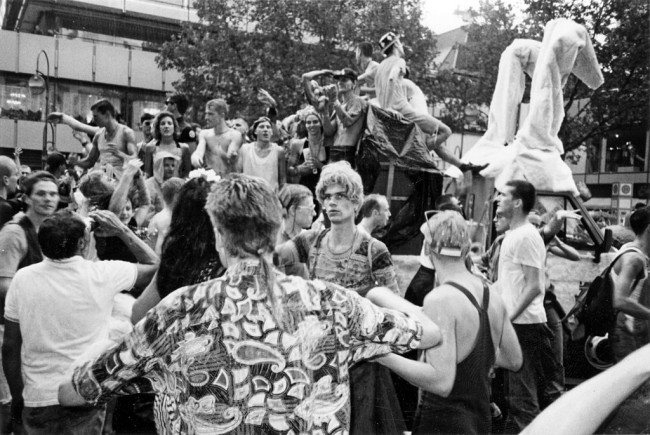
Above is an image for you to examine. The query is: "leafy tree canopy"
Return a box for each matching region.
[157,0,436,120]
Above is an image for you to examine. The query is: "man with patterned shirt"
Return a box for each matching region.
[58,173,440,435]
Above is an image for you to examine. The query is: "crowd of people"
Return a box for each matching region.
[0,32,650,435]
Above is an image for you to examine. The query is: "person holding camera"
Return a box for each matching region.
[2,209,157,434]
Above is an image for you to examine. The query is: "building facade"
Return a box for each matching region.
[0,0,197,167]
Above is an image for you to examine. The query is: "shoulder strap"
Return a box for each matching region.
[367,236,376,283]
[446,281,482,311]
[607,246,646,276]
[482,281,490,309]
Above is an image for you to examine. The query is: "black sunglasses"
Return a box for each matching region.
[165,100,174,105]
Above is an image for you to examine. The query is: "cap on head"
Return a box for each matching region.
[332,68,358,82]
[379,32,399,54]
[420,210,471,258]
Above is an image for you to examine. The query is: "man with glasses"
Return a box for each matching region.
[164,94,197,154]
[276,161,406,434]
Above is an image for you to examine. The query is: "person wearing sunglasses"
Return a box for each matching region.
[275,161,406,435]
[375,210,522,435]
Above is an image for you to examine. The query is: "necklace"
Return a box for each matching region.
[104,123,118,141]
[326,228,358,255]
[310,228,361,288]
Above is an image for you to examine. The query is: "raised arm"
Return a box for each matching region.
[301,69,333,106]
[89,209,158,288]
[50,112,100,137]
[108,159,142,215]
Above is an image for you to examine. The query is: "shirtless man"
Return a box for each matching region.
[191,99,243,176]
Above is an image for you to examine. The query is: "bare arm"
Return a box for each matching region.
[375,291,456,395]
[131,272,162,324]
[320,109,336,137]
[509,264,544,321]
[53,113,100,136]
[522,343,650,435]
[277,148,286,190]
[2,320,23,419]
[612,255,650,319]
[543,209,581,240]
[76,139,100,170]
[493,293,523,370]
[191,130,208,168]
[301,69,333,106]
[108,160,142,215]
[226,130,244,161]
[89,210,158,288]
[548,236,580,261]
[365,286,441,349]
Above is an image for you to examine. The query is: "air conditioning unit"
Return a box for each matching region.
[619,183,633,197]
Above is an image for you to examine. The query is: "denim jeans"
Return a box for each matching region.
[504,323,557,434]
[22,404,105,435]
[542,300,565,407]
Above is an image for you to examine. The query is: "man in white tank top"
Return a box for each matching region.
[76,99,137,179]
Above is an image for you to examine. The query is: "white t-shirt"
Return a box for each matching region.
[497,223,546,324]
[4,256,137,407]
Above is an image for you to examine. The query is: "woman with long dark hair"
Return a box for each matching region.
[132,176,224,320]
[143,111,192,179]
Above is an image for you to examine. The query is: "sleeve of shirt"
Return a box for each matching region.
[100,261,138,294]
[512,230,545,269]
[4,273,21,323]
[370,240,399,292]
[328,283,422,362]
[0,225,26,278]
[71,287,187,405]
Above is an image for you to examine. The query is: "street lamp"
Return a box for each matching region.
[27,50,56,169]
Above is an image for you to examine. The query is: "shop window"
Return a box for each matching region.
[605,129,646,173]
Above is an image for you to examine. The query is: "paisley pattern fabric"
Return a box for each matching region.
[71,260,422,434]
[293,228,399,297]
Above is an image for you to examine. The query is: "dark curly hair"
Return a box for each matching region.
[152,111,180,141]
[157,177,223,298]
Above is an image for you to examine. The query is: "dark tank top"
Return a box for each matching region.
[413,281,495,435]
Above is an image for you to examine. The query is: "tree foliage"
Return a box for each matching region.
[156,0,436,120]
[434,0,648,153]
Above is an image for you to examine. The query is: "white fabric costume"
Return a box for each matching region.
[494,19,604,194]
[452,19,604,194]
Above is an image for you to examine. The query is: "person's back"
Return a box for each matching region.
[5,257,136,405]
[375,55,408,111]
[415,275,500,434]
